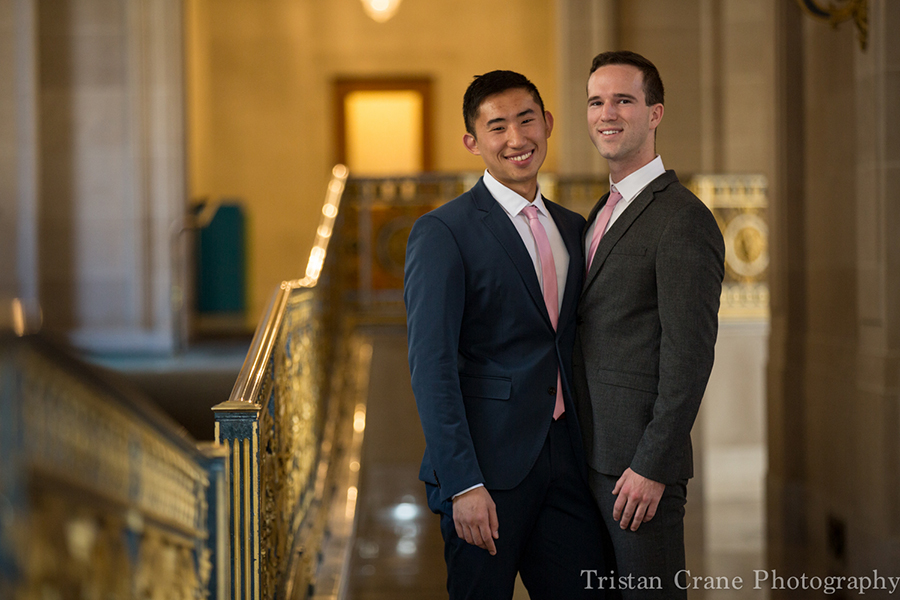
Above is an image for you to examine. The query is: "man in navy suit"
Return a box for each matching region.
[405,71,613,599]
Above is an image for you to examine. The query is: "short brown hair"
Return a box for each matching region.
[589,51,664,106]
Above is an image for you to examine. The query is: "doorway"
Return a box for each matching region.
[334,78,433,175]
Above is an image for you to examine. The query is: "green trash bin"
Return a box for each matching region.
[196,202,246,314]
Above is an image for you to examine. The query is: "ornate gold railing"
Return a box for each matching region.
[0,164,358,600]
[341,172,769,320]
[0,327,228,600]
[211,164,361,600]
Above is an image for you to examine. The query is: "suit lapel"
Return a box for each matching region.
[582,171,677,297]
[473,180,552,328]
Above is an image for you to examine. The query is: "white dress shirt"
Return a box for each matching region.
[584,156,666,259]
[483,170,569,314]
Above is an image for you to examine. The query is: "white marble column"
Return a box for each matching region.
[852,0,900,555]
[0,0,40,304]
[768,0,900,579]
[34,0,187,353]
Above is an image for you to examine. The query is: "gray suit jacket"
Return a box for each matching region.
[573,170,725,485]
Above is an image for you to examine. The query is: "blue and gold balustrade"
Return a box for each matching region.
[1,164,356,600]
[212,164,354,600]
[342,173,471,312]
[0,328,227,600]
[342,172,769,320]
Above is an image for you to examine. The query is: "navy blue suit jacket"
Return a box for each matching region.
[404,178,587,503]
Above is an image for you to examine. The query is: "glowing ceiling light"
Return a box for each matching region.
[361,0,402,23]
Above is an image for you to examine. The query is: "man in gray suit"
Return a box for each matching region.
[573,51,725,598]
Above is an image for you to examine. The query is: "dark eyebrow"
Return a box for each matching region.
[485,108,536,128]
[588,92,638,103]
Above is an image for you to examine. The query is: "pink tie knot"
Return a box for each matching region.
[607,185,623,209]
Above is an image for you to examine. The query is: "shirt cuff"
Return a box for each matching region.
[452,483,484,499]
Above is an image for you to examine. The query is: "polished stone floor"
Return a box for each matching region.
[343,328,768,600]
[343,329,447,600]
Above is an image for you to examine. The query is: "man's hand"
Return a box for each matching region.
[452,486,499,555]
[612,468,665,532]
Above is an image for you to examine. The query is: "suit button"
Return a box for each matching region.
[548,387,556,396]
[577,317,584,325]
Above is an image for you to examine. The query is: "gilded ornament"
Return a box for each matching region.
[797,0,868,50]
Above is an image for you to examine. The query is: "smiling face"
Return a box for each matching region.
[463,87,553,200]
[587,63,664,182]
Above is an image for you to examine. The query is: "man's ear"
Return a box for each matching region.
[649,103,664,131]
[463,132,481,156]
[544,111,554,137]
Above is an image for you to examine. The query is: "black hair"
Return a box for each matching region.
[463,70,545,136]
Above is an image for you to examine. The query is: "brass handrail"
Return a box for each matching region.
[291,164,349,288]
[222,284,291,406]
[223,164,348,407]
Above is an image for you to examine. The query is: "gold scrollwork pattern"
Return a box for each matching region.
[2,338,213,599]
[9,495,132,600]
[346,174,469,304]
[134,526,208,600]
[17,350,210,535]
[257,288,328,599]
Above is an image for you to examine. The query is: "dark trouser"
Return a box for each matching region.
[426,418,617,600]
[588,469,688,599]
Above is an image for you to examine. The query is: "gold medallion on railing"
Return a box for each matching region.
[690,174,769,319]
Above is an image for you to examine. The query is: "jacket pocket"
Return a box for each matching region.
[459,373,512,400]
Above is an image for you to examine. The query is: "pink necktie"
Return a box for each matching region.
[586,186,623,272]
[523,205,565,420]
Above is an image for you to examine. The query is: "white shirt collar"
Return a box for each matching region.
[610,155,665,202]
[482,170,548,218]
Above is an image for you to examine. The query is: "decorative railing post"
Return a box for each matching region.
[200,441,232,600]
[213,400,263,600]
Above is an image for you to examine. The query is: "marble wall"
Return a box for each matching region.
[185,0,558,321]
[554,0,776,180]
